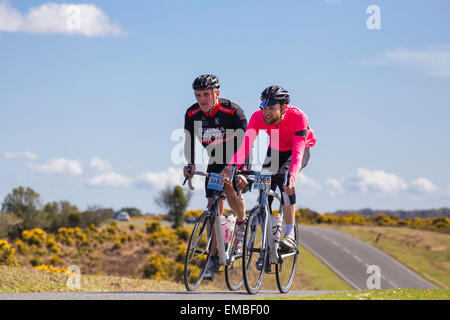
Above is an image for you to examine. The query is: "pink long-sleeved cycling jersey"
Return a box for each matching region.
[229,105,316,183]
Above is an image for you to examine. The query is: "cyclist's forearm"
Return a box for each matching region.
[288,136,307,183]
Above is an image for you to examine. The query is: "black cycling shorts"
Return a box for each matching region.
[262,147,310,207]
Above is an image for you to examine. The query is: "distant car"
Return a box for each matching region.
[117,212,130,221]
[186,217,196,224]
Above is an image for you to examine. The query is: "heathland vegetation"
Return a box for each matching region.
[1,186,449,293]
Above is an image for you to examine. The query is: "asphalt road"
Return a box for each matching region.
[298,226,438,290]
[0,290,337,300]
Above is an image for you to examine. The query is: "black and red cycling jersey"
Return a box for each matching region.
[184,98,250,168]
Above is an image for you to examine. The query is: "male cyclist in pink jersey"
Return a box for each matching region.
[223,85,316,253]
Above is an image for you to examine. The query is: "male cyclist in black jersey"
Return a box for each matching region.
[183,74,250,281]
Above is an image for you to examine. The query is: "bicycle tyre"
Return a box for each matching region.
[225,219,244,291]
[275,223,299,293]
[184,211,214,291]
[242,207,267,295]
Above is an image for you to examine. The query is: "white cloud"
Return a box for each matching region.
[409,177,438,194]
[346,168,408,194]
[326,178,343,191]
[90,157,112,172]
[4,151,38,160]
[354,46,450,78]
[0,1,123,37]
[26,158,82,175]
[86,171,132,188]
[325,178,343,197]
[328,169,440,197]
[136,167,203,190]
[295,172,322,195]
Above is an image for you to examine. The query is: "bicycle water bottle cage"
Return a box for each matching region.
[253,173,272,191]
[207,173,224,191]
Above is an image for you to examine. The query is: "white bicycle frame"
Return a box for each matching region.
[257,188,283,265]
[249,171,298,265]
[186,169,238,267]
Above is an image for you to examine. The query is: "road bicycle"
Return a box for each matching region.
[238,170,299,295]
[182,165,244,292]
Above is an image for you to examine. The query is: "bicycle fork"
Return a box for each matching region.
[264,205,280,266]
[213,210,227,266]
[249,205,279,269]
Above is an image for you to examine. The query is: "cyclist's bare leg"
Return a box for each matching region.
[223,183,246,222]
[282,203,296,225]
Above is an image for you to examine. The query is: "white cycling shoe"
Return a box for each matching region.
[279,234,297,253]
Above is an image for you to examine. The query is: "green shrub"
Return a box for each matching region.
[14,239,30,255]
[29,255,41,267]
[21,228,47,247]
[107,224,117,235]
[0,240,20,267]
[112,240,122,250]
[146,221,163,234]
[49,255,62,266]
[175,227,190,241]
[142,253,177,280]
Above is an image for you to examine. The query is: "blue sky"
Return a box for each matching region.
[1,0,449,214]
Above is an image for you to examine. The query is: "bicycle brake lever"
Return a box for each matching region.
[183,166,194,190]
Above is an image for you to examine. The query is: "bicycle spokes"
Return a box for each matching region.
[242,210,266,294]
[225,227,244,291]
[184,213,212,291]
[275,224,298,293]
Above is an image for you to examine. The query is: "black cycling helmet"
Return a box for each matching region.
[192,74,220,90]
[260,85,290,106]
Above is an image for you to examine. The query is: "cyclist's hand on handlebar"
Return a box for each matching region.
[183,164,196,179]
[220,166,233,185]
[235,174,248,190]
[283,175,296,196]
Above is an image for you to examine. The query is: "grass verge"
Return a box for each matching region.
[263,289,450,300]
[0,265,188,293]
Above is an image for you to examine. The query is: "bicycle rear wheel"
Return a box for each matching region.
[184,211,213,291]
[275,223,298,293]
[225,222,244,291]
[242,208,266,295]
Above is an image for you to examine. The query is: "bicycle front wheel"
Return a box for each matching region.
[225,221,244,291]
[242,208,266,295]
[184,211,213,291]
[275,223,299,293]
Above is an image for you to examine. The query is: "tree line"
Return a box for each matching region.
[0,185,192,240]
[0,187,116,239]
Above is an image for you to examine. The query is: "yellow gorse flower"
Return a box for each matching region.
[33,264,74,275]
